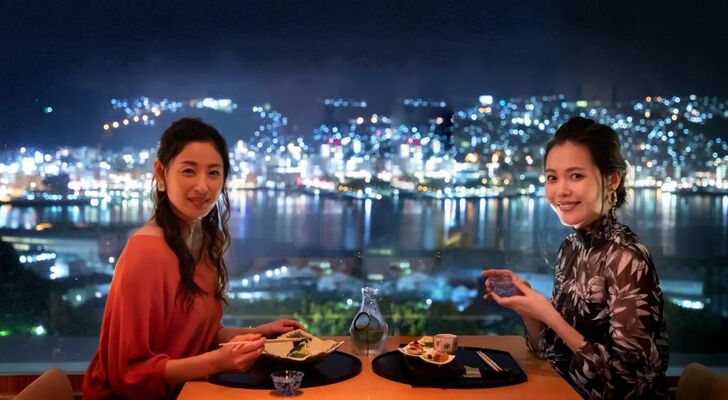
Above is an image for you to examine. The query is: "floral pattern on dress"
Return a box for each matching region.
[526,212,669,399]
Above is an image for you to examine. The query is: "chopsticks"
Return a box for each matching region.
[219,338,305,346]
[476,350,504,372]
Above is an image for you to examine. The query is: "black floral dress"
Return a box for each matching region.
[526,212,669,399]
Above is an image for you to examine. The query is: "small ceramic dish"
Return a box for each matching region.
[263,329,344,366]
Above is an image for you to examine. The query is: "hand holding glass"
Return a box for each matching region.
[483,270,520,298]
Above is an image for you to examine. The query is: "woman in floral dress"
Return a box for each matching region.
[483,117,669,399]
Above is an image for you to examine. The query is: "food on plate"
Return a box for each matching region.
[399,335,456,365]
[418,336,434,347]
[424,349,449,363]
[405,341,424,355]
[264,329,344,364]
[286,338,312,358]
[399,335,431,356]
[399,336,447,359]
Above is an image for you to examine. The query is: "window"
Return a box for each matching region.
[1,2,726,378]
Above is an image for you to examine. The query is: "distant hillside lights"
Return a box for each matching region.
[103,97,236,131]
[4,94,728,202]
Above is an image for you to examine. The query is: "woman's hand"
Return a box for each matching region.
[482,269,553,322]
[256,319,305,338]
[213,333,265,373]
[482,269,530,296]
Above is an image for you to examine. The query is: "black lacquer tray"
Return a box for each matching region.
[210,351,362,389]
[372,346,527,389]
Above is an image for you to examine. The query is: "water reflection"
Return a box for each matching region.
[1,190,726,262]
[363,198,372,246]
[2,190,727,329]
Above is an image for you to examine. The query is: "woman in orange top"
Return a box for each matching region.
[83,118,303,399]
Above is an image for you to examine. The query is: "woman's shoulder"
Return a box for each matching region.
[118,225,176,268]
[113,231,178,286]
[608,222,652,257]
[126,224,172,251]
[132,223,165,239]
[603,222,657,276]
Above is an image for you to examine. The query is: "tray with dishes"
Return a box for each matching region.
[373,337,527,388]
[210,330,361,390]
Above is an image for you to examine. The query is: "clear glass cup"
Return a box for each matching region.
[270,370,304,396]
[489,274,518,297]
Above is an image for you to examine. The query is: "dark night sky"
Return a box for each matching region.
[1,0,727,148]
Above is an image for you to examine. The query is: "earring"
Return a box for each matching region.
[158,183,166,192]
[609,190,617,206]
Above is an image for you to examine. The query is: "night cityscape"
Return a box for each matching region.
[2,92,727,248]
[3,93,727,208]
[1,0,727,380]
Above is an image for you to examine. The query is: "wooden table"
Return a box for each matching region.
[179,335,581,399]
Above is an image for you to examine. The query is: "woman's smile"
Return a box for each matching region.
[188,195,210,209]
[556,200,580,212]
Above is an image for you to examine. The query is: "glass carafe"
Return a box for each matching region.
[349,287,388,355]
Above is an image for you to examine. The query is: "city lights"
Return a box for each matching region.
[0,94,725,213]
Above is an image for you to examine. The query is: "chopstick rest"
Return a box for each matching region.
[463,365,482,378]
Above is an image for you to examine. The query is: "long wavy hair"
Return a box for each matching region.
[152,117,231,310]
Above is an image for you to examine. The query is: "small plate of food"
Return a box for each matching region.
[398,341,424,357]
[419,348,455,366]
[398,336,434,357]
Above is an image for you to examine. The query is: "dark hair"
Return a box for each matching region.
[152,117,231,310]
[544,116,628,209]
